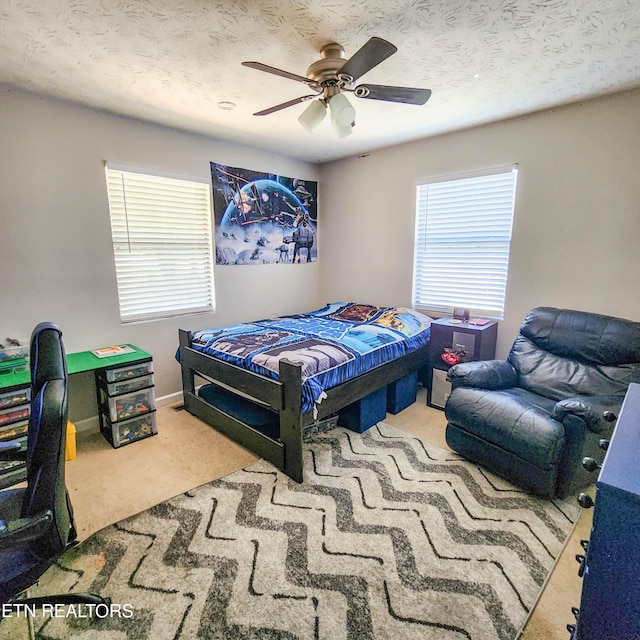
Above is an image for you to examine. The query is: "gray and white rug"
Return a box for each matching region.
[32,423,579,640]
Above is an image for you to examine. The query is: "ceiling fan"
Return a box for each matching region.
[242,37,431,137]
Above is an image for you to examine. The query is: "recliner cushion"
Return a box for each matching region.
[519,307,640,365]
[509,335,637,401]
[509,307,640,401]
[445,386,564,470]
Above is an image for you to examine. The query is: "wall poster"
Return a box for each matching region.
[211,162,318,265]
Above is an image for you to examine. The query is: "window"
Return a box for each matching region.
[412,165,518,319]
[105,163,215,323]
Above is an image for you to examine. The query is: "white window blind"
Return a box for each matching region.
[105,164,215,323]
[412,165,518,319]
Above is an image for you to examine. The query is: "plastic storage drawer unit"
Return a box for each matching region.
[96,355,156,448]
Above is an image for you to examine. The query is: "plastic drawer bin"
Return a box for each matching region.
[0,388,30,411]
[107,387,155,422]
[0,419,29,442]
[0,459,27,489]
[0,406,30,427]
[106,374,154,397]
[112,412,157,447]
[105,361,153,383]
[0,459,25,473]
[0,345,29,374]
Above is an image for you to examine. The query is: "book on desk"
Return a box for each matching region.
[91,345,136,358]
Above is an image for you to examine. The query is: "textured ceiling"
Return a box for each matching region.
[1,0,640,163]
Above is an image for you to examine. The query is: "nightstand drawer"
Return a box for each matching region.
[430,369,451,409]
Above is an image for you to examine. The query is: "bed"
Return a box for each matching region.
[178,302,432,481]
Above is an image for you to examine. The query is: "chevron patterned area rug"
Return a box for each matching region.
[30,423,579,640]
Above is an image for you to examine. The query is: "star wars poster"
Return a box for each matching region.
[211,162,318,265]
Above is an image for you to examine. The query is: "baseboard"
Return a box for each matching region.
[74,416,99,433]
[156,390,184,407]
[73,390,185,433]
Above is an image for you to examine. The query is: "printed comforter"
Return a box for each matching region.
[185,302,432,414]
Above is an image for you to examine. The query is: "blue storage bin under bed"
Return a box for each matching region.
[198,383,280,440]
[387,371,418,414]
[337,386,387,433]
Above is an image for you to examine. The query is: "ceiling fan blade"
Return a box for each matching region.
[354,84,432,105]
[242,61,316,86]
[253,95,317,116]
[338,37,397,82]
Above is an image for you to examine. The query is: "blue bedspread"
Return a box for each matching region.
[184,302,432,414]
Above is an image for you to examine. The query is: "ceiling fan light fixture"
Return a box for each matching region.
[298,99,327,132]
[329,92,356,128]
[243,37,431,132]
[331,116,354,138]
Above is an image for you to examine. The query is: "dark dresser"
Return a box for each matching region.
[571,382,640,640]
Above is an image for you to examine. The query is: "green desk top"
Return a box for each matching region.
[0,344,152,390]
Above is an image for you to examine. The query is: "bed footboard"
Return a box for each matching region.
[179,329,304,482]
[179,329,429,484]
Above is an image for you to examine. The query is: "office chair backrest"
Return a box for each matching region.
[30,322,67,397]
[508,307,640,401]
[21,323,73,559]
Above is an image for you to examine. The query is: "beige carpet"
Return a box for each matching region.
[64,403,258,539]
[0,388,592,639]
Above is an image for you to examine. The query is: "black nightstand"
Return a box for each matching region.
[426,317,498,409]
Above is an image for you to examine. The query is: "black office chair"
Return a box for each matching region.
[0,323,108,634]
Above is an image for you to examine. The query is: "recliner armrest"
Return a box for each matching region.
[446,359,518,390]
[0,509,53,548]
[553,395,623,434]
[0,439,27,462]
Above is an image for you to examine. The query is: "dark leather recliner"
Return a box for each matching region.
[444,308,640,498]
[0,323,108,632]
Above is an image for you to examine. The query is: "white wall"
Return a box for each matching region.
[0,87,320,419]
[3,85,639,423]
[318,89,640,358]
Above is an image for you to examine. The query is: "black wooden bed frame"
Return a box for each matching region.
[179,328,429,482]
